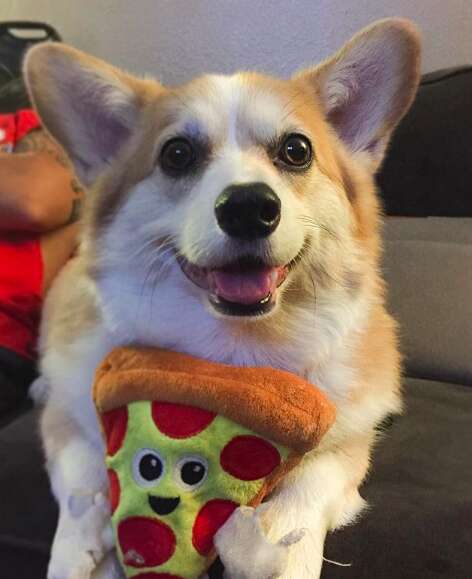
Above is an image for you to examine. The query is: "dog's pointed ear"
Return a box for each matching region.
[24,43,149,185]
[295,19,421,168]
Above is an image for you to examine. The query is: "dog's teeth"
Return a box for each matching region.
[260,294,271,304]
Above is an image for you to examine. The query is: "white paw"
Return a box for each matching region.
[48,492,113,579]
[29,375,49,405]
[214,506,306,579]
[91,551,125,579]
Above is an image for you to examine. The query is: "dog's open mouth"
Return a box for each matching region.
[178,255,292,317]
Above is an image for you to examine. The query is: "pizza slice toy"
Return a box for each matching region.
[93,346,336,579]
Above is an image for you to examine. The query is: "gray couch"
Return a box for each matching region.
[323,217,472,579]
[322,67,472,578]
[1,68,471,578]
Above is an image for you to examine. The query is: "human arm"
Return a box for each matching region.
[0,129,84,232]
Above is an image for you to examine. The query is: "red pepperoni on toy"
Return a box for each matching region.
[220,435,281,480]
[152,401,215,438]
[132,574,184,579]
[101,407,128,456]
[118,516,176,568]
[107,469,120,514]
[192,499,238,555]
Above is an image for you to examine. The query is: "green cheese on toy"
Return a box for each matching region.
[93,347,336,579]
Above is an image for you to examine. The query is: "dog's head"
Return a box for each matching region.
[24,20,420,359]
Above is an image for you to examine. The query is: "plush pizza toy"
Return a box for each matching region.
[93,347,336,579]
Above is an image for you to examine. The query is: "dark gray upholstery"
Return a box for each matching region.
[0,408,55,578]
[322,378,472,579]
[378,67,472,217]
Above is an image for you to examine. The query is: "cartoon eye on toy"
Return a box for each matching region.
[132,448,165,488]
[174,454,208,491]
[96,348,335,578]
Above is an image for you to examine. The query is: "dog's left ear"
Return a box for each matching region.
[295,19,421,169]
[23,43,155,186]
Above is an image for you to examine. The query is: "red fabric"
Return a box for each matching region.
[220,435,281,481]
[152,401,215,439]
[107,469,121,515]
[0,234,43,358]
[192,499,238,556]
[0,109,43,359]
[101,407,129,456]
[0,109,41,150]
[15,109,41,143]
[118,516,176,568]
[0,115,15,152]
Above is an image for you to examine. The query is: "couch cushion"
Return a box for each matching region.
[383,218,472,385]
[322,377,472,579]
[378,66,472,217]
[0,407,56,577]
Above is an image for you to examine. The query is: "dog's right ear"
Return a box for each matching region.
[24,43,148,186]
[295,19,421,170]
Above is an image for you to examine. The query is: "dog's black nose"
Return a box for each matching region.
[215,183,281,240]
[148,495,180,515]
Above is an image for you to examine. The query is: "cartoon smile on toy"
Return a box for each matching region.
[103,400,291,577]
[138,449,208,515]
[149,495,181,515]
[94,347,335,578]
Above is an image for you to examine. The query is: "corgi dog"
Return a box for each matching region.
[24,18,420,579]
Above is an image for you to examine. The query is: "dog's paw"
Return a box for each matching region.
[214,505,306,579]
[29,375,49,405]
[47,492,113,579]
[91,551,126,579]
[48,550,96,579]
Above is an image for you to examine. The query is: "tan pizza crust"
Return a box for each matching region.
[93,346,336,454]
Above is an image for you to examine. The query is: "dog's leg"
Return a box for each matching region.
[216,436,371,579]
[91,551,125,579]
[42,402,113,579]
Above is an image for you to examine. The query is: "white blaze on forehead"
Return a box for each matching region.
[207,74,243,146]
[207,74,289,147]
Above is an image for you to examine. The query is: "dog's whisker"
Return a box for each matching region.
[297,216,340,242]
[137,242,179,306]
[128,234,177,262]
[139,246,175,278]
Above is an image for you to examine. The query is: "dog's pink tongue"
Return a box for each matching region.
[209,267,279,304]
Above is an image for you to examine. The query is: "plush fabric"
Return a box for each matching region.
[94,346,335,578]
[103,400,294,577]
[94,347,336,453]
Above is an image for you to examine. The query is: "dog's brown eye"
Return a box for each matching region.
[278,134,312,168]
[160,138,196,174]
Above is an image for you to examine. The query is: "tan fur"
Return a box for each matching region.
[25,18,421,579]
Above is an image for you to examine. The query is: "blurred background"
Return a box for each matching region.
[1,0,471,84]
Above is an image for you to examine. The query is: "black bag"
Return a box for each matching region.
[0,21,61,83]
[0,21,61,113]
